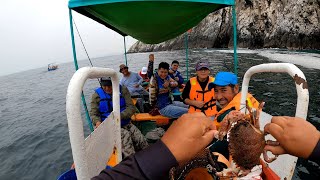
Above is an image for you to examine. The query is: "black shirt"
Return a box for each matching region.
[92,140,178,180]
[309,140,320,165]
[182,76,209,102]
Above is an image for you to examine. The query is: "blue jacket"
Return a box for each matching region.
[155,73,172,109]
[95,86,130,126]
[169,68,184,85]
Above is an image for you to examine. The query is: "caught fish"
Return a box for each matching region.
[149,75,157,107]
[217,102,279,178]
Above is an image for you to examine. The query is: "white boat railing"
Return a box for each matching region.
[240,63,309,118]
[239,63,309,179]
[66,67,122,180]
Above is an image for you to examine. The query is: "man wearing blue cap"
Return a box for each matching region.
[208,72,259,158]
[211,72,259,123]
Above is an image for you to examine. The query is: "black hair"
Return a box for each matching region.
[158,62,170,70]
[172,60,179,65]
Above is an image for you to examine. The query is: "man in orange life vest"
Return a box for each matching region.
[182,61,217,117]
[208,72,260,158]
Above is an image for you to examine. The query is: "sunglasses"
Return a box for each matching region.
[119,67,128,72]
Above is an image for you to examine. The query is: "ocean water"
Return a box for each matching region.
[0,49,319,179]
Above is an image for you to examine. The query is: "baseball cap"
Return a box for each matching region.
[195,61,210,71]
[212,72,238,86]
[100,77,112,86]
[119,64,128,72]
[141,67,147,75]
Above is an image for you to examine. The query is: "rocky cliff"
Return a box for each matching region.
[128,0,320,52]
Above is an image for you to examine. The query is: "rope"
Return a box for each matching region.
[72,18,101,85]
[72,18,94,67]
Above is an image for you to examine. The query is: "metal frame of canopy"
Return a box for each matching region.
[68,0,238,131]
[68,0,238,69]
[67,1,237,179]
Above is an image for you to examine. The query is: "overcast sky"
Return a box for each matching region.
[0,0,137,76]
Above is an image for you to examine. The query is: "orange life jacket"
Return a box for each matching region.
[188,76,217,116]
[213,92,259,129]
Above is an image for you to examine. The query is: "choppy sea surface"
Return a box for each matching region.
[0,49,319,179]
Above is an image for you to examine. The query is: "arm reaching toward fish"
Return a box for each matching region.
[92,113,218,180]
[264,116,320,159]
[162,112,218,164]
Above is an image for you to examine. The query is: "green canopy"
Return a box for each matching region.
[69,0,234,44]
[67,0,238,133]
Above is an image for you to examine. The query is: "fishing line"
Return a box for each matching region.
[72,18,94,67]
[72,18,102,85]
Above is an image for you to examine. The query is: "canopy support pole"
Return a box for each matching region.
[232,5,238,75]
[124,36,128,66]
[185,32,189,81]
[69,9,94,132]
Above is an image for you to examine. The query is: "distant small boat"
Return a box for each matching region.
[48,63,58,71]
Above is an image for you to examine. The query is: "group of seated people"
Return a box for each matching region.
[86,53,320,179]
[88,53,261,175]
[86,54,320,179]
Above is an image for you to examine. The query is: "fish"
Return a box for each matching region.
[149,75,157,107]
[217,102,279,178]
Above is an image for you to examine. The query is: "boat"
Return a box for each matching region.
[58,0,309,179]
[48,63,58,71]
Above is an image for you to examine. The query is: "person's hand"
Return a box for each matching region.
[134,84,140,88]
[169,81,178,87]
[95,121,102,129]
[161,113,217,164]
[175,77,179,81]
[264,116,320,159]
[169,69,174,74]
[149,54,154,62]
[193,101,205,108]
[163,81,170,88]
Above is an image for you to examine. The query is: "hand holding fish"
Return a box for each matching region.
[163,80,170,88]
[264,116,320,159]
[161,113,217,164]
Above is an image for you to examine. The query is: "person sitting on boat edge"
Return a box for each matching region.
[90,77,148,158]
[139,67,150,83]
[149,61,188,118]
[182,60,217,117]
[208,72,260,159]
[119,64,149,97]
[92,114,320,179]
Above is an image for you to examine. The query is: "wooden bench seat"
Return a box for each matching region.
[131,113,170,126]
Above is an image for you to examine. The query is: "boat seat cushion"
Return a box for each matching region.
[131,113,169,125]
